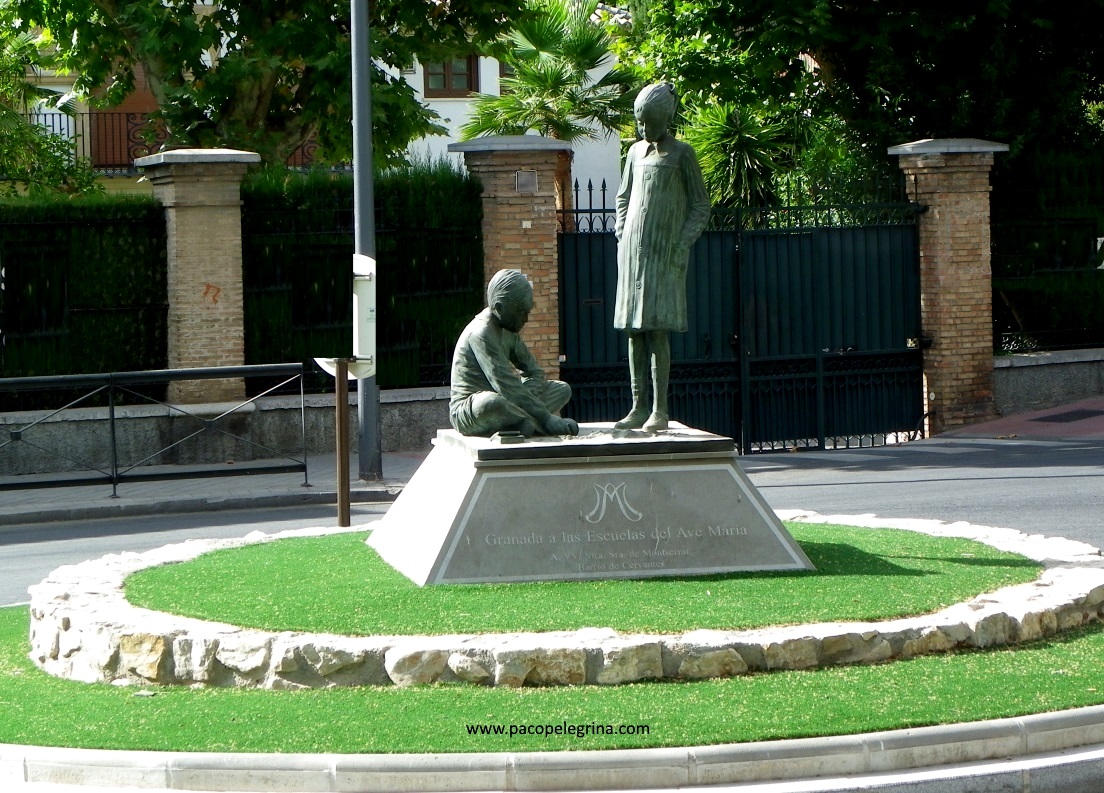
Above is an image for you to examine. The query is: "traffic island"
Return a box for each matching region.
[27,515,1104,690]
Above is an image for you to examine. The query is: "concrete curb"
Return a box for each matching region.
[28,517,1104,690]
[0,487,400,528]
[4,706,1104,791]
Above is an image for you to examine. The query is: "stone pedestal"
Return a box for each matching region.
[889,138,1008,434]
[367,424,813,585]
[448,136,571,379]
[135,148,261,404]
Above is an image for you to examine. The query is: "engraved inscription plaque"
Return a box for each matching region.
[367,424,814,585]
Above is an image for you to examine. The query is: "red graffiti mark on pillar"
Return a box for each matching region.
[203,283,221,304]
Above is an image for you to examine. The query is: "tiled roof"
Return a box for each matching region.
[594,2,632,28]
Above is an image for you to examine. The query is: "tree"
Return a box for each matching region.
[619,0,1104,156]
[461,0,637,141]
[0,21,99,195]
[460,0,639,205]
[612,2,852,207]
[680,101,786,208]
[11,0,528,166]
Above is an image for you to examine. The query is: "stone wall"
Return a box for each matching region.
[994,349,1104,416]
[0,388,449,477]
[27,515,1104,689]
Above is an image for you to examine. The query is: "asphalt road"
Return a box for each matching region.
[0,504,388,606]
[2,435,1101,606]
[741,436,1104,546]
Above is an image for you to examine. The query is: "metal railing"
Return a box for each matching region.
[558,177,919,234]
[0,364,309,495]
[22,111,328,173]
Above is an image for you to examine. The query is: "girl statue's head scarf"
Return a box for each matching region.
[634,82,677,119]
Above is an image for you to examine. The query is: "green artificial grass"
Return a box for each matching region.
[3,605,1104,753]
[125,524,1041,635]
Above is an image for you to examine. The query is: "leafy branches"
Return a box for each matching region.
[460,0,639,142]
[12,0,528,166]
[680,101,785,208]
[0,18,99,195]
[622,0,1104,156]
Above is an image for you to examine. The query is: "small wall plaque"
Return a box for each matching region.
[515,170,538,193]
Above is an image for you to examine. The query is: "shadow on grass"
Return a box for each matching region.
[663,541,1040,584]
[892,555,1041,569]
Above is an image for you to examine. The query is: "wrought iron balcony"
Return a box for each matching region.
[22,111,321,173]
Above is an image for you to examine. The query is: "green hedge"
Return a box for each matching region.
[0,195,167,393]
[0,160,485,403]
[240,162,484,389]
[994,271,1104,352]
[990,149,1104,351]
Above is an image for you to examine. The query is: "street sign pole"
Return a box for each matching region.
[351,0,383,481]
[315,0,380,525]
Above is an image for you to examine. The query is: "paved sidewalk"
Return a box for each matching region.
[0,451,427,526]
[941,394,1104,441]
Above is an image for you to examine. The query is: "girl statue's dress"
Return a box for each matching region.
[612,83,710,432]
[614,134,710,334]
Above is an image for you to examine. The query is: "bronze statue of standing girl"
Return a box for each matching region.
[614,83,710,431]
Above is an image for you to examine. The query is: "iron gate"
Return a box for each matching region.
[559,186,923,452]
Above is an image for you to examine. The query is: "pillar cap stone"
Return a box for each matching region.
[887,138,1009,156]
[135,148,262,168]
[448,135,572,153]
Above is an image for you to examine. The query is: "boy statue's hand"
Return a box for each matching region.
[544,416,580,436]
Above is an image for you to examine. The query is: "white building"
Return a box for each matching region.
[402,56,623,208]
[28,51,625,202]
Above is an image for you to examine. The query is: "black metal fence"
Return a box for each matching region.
[0,203,168,408]
[24,111,328,173]
[559,182,923,451]
[991,215,1104,352]
[738,223,923,451]
[989,151,1104,354]
[241,207,484,391]
[0,364,309,494]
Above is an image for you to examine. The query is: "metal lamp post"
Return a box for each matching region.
[316,0,381,526]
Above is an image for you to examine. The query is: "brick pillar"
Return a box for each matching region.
[889,138,1009,435]
[135,149,261,403]
[448,136,572,379]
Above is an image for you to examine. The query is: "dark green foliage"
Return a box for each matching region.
[460,0,639,143]
[0,23,102,197]
[240,162,484,388]
[0,194,167,407]
[991,149,1104,352]
[994,272,1104,352]
[622,0,1104,157]
[681,101,792,208]
[12,0,527,167]
[994,149,1104,230]
[617,0,1104,216]
[0,161,483,402]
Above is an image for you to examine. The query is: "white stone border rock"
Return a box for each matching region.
[27,514,1104,689]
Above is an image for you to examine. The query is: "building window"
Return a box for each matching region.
[423,56,479,97]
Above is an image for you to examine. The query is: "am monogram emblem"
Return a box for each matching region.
[584,482,644,524]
